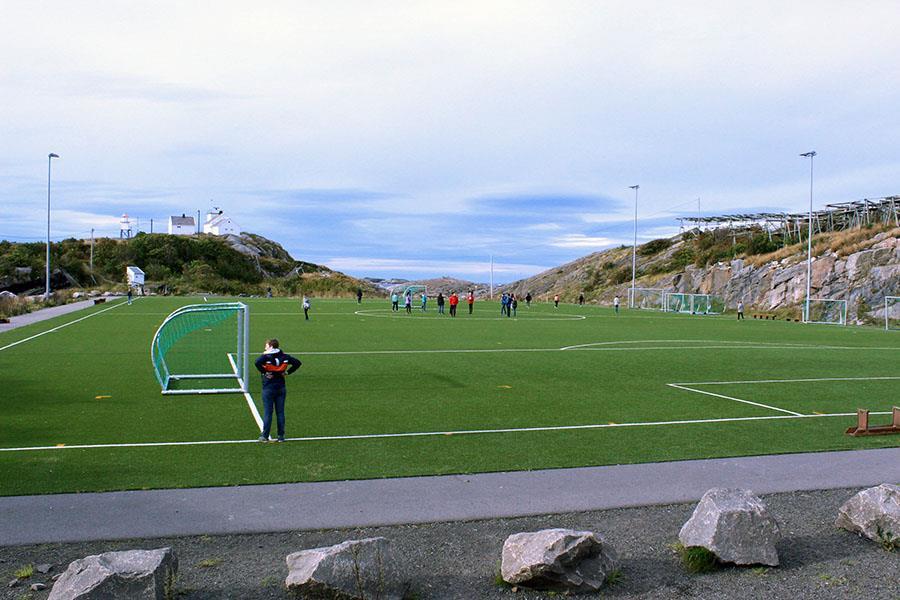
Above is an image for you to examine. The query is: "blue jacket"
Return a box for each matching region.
[255,349,301,390]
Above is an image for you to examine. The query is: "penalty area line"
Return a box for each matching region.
[0,412,889,453]
[666,383,803,416]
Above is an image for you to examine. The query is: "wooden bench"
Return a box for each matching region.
[846,407,900,436]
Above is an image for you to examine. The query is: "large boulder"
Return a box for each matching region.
[835,484,900,544]
[500,528,618,593]
[48,548,177,600]
[679,488,780,567]
[285,537,407,600]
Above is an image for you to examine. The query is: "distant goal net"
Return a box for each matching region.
[886,296,900,331]
[663,293,724,315]
[628,288,665,310]
[151,302,249,394]
[804,298,847,326]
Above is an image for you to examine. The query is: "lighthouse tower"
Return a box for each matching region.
[119,214,132,239]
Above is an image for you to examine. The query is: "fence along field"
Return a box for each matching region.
[0,296,897,496]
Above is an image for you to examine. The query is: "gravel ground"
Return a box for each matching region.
[2,487,897,599]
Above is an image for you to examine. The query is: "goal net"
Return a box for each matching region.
[886,296,900,331]
[664,293,724,315]
[629,288,665,310]
[151,302,249,394]
[804,298,847,325]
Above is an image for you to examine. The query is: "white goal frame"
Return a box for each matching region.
[151,302,249,394]
[804,298,847,326]
[886,296,900,331]
[628,288,666,311]
[663,292,723,315]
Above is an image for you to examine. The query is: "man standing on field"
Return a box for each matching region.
[448,291,459,317]
[614,296,620,314]
[467,290,475,314]
[255,338,301,442]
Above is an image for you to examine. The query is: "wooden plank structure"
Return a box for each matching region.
[845,407,900,436]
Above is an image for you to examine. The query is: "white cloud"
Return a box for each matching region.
[549,234,618,249]
[326,257,548,277]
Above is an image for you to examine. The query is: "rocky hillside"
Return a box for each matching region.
[504,224,899,323]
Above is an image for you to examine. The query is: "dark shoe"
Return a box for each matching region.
[277,437,285,443]
[258,436,268,443]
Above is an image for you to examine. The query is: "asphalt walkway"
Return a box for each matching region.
[0,299,99,333]
[2,447,897,545]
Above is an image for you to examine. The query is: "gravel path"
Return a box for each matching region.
[3,487,897,599]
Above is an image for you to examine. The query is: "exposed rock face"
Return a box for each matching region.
[500,528,619,593]
[285,537,406,600]
[835,484,900,544]
[48,548,177,600]
[679,489,781,567]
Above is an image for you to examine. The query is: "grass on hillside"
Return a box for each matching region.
[0,296,897,496]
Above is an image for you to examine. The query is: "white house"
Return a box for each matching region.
[126,266,145,288]
[168,214,196,235]
[203,210,240,236]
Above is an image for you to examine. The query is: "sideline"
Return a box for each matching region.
[1,447,897,544]
[0,410,890,453]
[0,299,129,352]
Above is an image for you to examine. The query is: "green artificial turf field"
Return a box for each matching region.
[1,296,898,496]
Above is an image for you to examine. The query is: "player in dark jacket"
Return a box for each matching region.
[254,338,302,442]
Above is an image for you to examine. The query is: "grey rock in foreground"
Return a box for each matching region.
[501,528,619,593]
[48,547,177,600]
[285,537,406,600]
[679,488,780,566]
[835,483,900,544]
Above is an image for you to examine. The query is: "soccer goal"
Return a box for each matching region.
[885,296,900,331]
[151,302,249,394]
[403,285,427,297]
[629,288,666,310]
[804,298,847,326]
[664,293,723,315]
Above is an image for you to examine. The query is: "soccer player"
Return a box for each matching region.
[448,291,459,317]
[356,288,363,304]
[437,292,445,314]
[405,291,412,314]
[525,293,532,307]
[500,292,508,316]
[391,291,399,312]
[613,296,620,314]
[511,293,518,317]
[421,291,427,312]
[578,293,584,306]
[255,338,301,443]
[302,296,311,320]
[127,288,133,305]
[554,294,560,308]
[467,290,475,314]
[737,301,744,320]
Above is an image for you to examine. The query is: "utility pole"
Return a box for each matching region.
[490,255,494,299]
[46,153,60,298]
[150,218,154,234]
[800,151,817,322]
[629,185,640,308]
[90,228,94,275]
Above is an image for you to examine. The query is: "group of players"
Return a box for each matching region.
[387,289,544,317]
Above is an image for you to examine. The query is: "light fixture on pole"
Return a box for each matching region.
[800,151,816,322]
[628,185,640,308]
[46,153,60,299]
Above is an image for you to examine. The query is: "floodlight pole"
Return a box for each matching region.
[46,153,59,298]
[489,254,494,299]
[629,185,639,308]
[800,151,816,322]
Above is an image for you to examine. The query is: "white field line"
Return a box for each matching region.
[667,383,803,416]
[561,339,755,350]
[1,411,890,453]
[672,376,900,386]
[228,353,263,431]
[0,299,129,353]
[354,309,587,321]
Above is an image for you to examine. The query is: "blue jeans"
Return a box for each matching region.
[261,385,286,438]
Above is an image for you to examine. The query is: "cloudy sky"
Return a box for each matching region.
[2,2,899,283]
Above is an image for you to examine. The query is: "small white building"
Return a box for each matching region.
[126,266,145,288]
[168,214,196,235]
[203,210,240,236]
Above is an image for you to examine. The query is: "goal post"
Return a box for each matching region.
[151,302,249,394]
[628,288,665,310]
[663,293,723,315]
[886,296,900,331]
[804,298,847,326]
